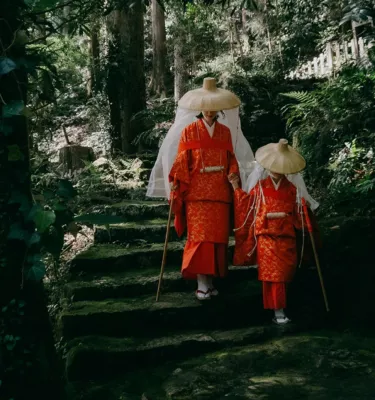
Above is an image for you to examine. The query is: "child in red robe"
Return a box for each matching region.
[228,139,319,324]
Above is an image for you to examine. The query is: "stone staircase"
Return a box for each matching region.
[59,154,337,400]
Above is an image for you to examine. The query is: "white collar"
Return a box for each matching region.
[202,119,215,137]
[270,176,282,190]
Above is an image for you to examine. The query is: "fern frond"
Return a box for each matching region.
[280,91,316,105]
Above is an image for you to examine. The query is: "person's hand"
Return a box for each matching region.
[170,182,179,191]
[228,173,240,189]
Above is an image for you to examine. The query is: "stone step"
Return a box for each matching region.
[92,200,169,221]
[65,324,294,381]
[59,280,263,340]
[94,219,180,244]
[68,325,371,400]
[97,185,165,202]
[69,241,235,275]
[65,266,258,302]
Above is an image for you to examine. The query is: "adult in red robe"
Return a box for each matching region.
[170,111,239,300]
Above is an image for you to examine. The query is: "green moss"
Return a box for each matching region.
[67,268,180,289]
[74,242,184,261]
[63,291,203,316]
[68,330,375,400]
[96,219,169,230]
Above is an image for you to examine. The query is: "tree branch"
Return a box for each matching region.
[25,0,78,16]
[26,15,80,44]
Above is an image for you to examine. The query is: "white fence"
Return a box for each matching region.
[288,37,372,79]
[289,19,374,79]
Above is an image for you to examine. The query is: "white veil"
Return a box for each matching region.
[244,162,319,211]
[146,106,255,199]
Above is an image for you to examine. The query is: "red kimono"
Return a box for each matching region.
[169,119,239,279]
[233,176,318,309]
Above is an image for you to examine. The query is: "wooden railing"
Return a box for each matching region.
[288,20,374,79]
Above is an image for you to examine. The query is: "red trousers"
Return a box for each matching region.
[262,282,287,309]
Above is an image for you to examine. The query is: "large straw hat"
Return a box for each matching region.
[255,139,306,174]
[178,77,241,111]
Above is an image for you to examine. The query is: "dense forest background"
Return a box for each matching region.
[1,0,375,398]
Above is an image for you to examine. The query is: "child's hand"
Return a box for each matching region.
[228,173,240,189]
[170,182,179,191]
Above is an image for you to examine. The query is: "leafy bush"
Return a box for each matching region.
[282,65,375,216]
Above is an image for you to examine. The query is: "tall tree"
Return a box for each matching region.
[0,0,30,306]
[174,37,189,102]
[88,19,101,96]
[150,0,168,97]
[106,0,146,154]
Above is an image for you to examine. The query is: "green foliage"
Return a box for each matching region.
[0,57,17,75]
[282,66,375,216]
[132,98,175,148]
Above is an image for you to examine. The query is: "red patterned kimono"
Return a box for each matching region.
[169,119,239,279]
[233,176,318,309]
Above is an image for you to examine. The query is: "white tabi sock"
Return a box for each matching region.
[197,274,209,293]
[275,309,286,319]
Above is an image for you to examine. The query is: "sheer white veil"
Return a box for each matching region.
[146,106,255,199]
[244,162,319,211]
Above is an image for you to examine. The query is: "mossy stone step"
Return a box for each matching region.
[65,266,258,302]
[99,185,164,202]
[59,280,263,339]
[69,241,235,274]
[94,219,180,244]
[69,329,375,400]
[65,324,296,381]
[92,200,169,221]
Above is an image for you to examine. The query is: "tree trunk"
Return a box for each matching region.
[174,40,188,102]
[150,0,167,97]
[88,20,101,97]
[241,9,250,54]
[106,1,146,154]
[62,5,70,35]
[59,145,95,174]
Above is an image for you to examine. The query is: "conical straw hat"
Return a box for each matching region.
[255,139,306,174]
[178,77,241,111]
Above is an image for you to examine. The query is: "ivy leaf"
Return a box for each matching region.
[7,145,25,161]
[27,261,46,281]
[57,179,77,199]
[28,205,56,233]
[2,100,25,118]
[0,57,16,75]
[28,232,41,246]
[41,226,64,258]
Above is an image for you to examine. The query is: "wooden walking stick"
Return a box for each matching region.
[156,192,174,302]
[303,201,330,312]
[308,229,330,312]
